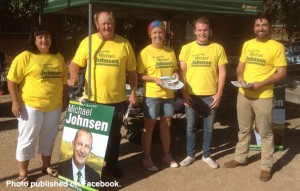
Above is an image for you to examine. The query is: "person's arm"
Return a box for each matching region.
[173,70,179,79]
[211,64,226,108]
[7,80,22,117]
[236,61,246,82]
[138,73,162,85]
[62,84,68,111]
[127,70,138,106]
[179,61,192,107]
[67,61,80,87]
[252,66,287,90]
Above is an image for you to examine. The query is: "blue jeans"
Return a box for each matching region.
[143,97,174,119]
[185,95,216,158]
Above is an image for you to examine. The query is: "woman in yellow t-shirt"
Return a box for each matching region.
[137,21,179,171]
[7,26,68,185]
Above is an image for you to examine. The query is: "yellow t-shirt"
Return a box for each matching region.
[73,34,137,104]
[137,45,178,99]
[179,41,228,95]
[239,39,287,98]
[7,51,67,111]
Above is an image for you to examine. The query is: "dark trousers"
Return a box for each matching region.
[103,101,127,167]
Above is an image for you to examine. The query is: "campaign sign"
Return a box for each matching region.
[58,100,114,191]
[250,87,285,151]
[285,41,300,64]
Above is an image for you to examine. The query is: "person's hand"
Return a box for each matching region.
[11,101,21,118]
[183,93,193,107]
[173,72,179,79]
[237,78,246,86]
[248,81,263,91]
[67,78,78,88]
[210,94,221,109]
[128,91,138,107]
[154,78,163,86]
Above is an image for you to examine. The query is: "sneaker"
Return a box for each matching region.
[224,159,242,168]
[143,156,158,171]
[202,157,219,169]
[162,154,179,168]
[259,170,271,182]
[179,156,195,167]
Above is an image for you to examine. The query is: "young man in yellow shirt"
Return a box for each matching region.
[179,17,227,169]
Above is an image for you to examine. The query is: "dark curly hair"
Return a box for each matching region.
[28,26,58,54]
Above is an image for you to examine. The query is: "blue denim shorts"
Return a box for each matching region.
[143,97,174,119]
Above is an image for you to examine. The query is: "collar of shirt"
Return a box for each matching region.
[71,158,86,185]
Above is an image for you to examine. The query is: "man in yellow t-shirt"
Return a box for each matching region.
[224,14,287,182]
[68,11,137,179]
[179,17,227,169]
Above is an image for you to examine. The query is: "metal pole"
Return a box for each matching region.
[88,3,92,101]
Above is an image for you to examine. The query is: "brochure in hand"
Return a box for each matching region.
[160,76,184,90]
[231,81,254,88]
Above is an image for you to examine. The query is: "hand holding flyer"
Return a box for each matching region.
[231,81,254,88]
[159,76,184,90]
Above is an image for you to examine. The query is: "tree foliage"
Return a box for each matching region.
[264,0,300,38]
[0,0,46,20]
[1,0,299,39]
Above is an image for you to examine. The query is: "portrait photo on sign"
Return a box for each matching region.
[58,127,108,190]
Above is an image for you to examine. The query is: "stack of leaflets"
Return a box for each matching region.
[160,76,184,90]
[231,81,254,88]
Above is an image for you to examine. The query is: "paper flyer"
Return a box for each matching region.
[160,76,184,90]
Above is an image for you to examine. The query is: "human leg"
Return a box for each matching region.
[105,102,126,178]
[234,93,254,163]
[160,117,179,168]
[201,96,216,158]
[18,160,30,187]
[141,118,158,171]
[16,105,43,177]
[141,98,160,171]
[160,117,172,156]
[185,103,198,158]
[39,107,61,177]
[159,98,175,156]
[179,100,197,167]
[200,96,218,168]
[253,98,274,172]
[18,160,29,178]
[142,118,157,158]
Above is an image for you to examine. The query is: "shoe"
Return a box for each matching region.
[143,156,158,171]
[18,175,30,187]
[179,156,195,167]
[42,167,58,177]
[202,157,219,169]
[106,165,123,178]
[162,154,179,168]
[224,159,242,168]
[260,170,271,182]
